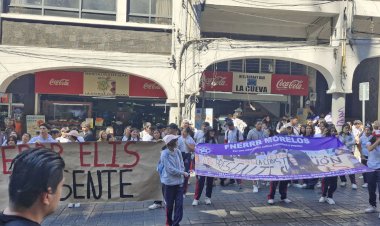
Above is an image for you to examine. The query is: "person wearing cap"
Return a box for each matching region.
[167,123,180,136]
[67,130,83,143]
[247,121,269,193]
[29,123,57,144]
[364,121,380,217]
[160,135,188,226]
[80,122,95,142]
[232,108,247,134]
[192,128,218,206]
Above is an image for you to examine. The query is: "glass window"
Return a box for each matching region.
[245,59,260,73]
[129,0,172,24]
[230,60,243,72]
[7,0,116,21]
[261,59,274,73]
[291,62,306,75]
[83,0,116,12]
[275,60,290,74]
[45,0,79,8]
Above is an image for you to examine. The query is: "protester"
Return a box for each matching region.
[50,129,60,140]
[105,126,116,141]
[364,121,380,217]
[177,127,195,196]
[359,126,372,188]
[67,130,83,143]
[192,128,217,206]
[97,130,109,142]
[247,121,269,193]
[232,108,247,134]
[80,122,95,142]
[56,127,70,143]
[282,116,300,135]
[339,123,357,189]
[141,122,152,138]
[2,131,18,146]
[29,123,56,144]
[142,126,154,141]
[221,120,244,187]
[152,128,162,141]
[167,123,180,136]
[0,148,65,226]
[122,126,132,141]
[276,117,288,134]
[194,122,210,144]
[18,133,31,145]
[123,128,141,141]
[6,135,17,146]
[160,135,188,226]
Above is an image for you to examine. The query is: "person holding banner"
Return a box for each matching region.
[247,121,269,193]
[192,128,217,206]
[0,148,65,226]
[364,121,380,216]
[177,127,195,196]
[160,135,188,226]
[359,126,372,188]
[339,124,358,189]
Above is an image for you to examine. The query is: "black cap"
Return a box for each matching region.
[168,123,178,130]
[156,123,166,130]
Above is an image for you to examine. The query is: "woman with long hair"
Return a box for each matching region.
[97,130,108,142]
[123,128,141,141]
[192,128,217,206]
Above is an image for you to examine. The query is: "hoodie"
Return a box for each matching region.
[160,148,185,186]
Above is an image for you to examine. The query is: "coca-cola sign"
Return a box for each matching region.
[35,71,83,95]
[143,82,161,90]
[49,79,70,86]
[129,76,166,98]
[202,71,233,92]
[271,74,308,96]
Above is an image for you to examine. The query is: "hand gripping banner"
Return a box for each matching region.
[195,136,372,180]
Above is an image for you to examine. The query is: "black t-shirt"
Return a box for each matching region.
[0,213,40,226]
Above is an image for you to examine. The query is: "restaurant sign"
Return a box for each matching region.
[232,73,272,94]
[83,72,129,96]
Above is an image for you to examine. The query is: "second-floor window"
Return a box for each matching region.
[7,0,117,21]
[128,0,172,25]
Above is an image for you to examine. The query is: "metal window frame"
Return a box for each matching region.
[8,0,116,19]
[128,0,172,24]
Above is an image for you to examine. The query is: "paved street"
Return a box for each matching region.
[42,177,380,226]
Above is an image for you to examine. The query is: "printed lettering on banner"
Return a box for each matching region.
[201,71,233,92]
[0,141,165,209]
[232,73,272,94]
[271,74,308,96]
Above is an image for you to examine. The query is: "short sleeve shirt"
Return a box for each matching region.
[224,128,244,143]
[366,141,380,169]
[28,135,57,144]
[178,136,195,153]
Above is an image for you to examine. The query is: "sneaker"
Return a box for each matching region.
[365,206,376,213]
[74,203,81,208]
[359,175,364,179]
[205,197,212,205]
[319,197,326,203]
[148,203,162,210]
[267,199,274,205]
[340,182,346,187]
[293,184,304,188]
[326,198,335,205]
[316,181,322,188]
[192,199,199,206]
[281,198,292,204]
[252,185,259,193]
[352,184,358,190]
[362,183,368,188]
[67,203,74,208]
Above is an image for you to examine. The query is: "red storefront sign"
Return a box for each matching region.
[129,76,167,98]
[201,71,233,92]
[35,71,84,94]
[271,74,308,96]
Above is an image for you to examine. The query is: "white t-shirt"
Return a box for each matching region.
[194,130,205,144]
[224,128,244,143]
[142,134,153,141]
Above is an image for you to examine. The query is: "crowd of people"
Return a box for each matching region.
[0,113,380,226]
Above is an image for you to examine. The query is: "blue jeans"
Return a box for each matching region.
[164,184,183,226]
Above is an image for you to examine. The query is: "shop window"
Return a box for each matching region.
[275,60,290,74]
[261,59,274,73]
[230,60,243,72]
[128,0,172,25]
[245,59,260,73]
[291,62,307,75]
[7,0,117,21]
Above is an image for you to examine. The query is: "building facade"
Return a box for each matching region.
[0,0,380,134]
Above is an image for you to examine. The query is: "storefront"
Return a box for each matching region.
[5,70,168,138]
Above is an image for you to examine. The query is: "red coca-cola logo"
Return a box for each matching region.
[49,79,70,86]
[275,79,303,90]
[203,76,227,87]
[143,82,161,90]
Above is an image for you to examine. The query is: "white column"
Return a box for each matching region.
[117,0,127,23]
[34,93,40,115]
[331,93,346,131]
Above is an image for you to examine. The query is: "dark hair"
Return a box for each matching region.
[205,129,217,144]
[39,123,50,130]
[23,133,31,140]
[7,135,17,145]
[182,127,192,134]
[8,148,65,209]
[299,125,307,136]
[339,123,351,135]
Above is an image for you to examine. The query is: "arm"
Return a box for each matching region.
[367,138,380,152]
[185,138,195,152]
[162,153,185,176]
[246,130,252,141]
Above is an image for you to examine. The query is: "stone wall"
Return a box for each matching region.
[1,20,172,54]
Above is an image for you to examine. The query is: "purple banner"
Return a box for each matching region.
[195,136,372,181]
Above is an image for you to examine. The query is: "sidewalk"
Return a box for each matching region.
[43,178,380,226]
